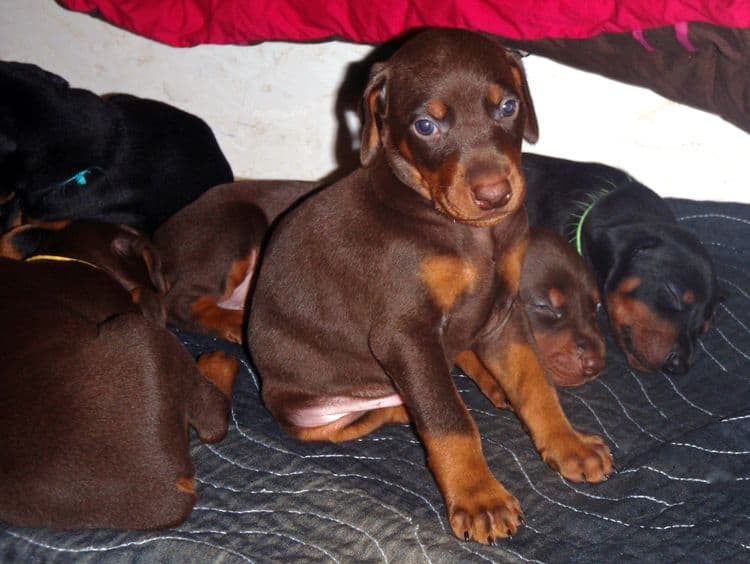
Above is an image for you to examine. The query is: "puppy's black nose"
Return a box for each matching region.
[471,178,512,210]
[663,352,689,374]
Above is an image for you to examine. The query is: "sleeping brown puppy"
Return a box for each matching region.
[456,228,605,409]
[520,228,605,386]
[247,29,613,544]
[0,222,235,530]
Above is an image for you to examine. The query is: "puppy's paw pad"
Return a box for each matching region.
[541,431,613,483]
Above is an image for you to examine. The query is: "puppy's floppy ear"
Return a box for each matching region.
[360,62,389,167]
[505,49,539,144]
[111,227,167,294]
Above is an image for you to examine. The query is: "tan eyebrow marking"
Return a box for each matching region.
[488,83,504,105]
[426,99,447,120]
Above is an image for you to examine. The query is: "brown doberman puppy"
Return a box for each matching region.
[0,222,236,529]
[518,228,605,386]
[153,180,322,342]
[247,29,613,544]
[456,228,606,409]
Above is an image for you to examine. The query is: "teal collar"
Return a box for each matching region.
[59,166,104,188]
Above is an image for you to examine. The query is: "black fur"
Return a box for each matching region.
[0,61,233,233]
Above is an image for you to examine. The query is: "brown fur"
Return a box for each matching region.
[0,222,234,529]
[153,180,323,341]
[247,29,612,544]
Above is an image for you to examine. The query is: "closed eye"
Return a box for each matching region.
[659,283,687,312]
[530,303,563,320]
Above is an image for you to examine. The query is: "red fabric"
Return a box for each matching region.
[60,0,750,47]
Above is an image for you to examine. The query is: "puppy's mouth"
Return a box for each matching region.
[433,183,523,227]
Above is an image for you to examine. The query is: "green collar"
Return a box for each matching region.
[573,200,597,255]
[568,188,610,255]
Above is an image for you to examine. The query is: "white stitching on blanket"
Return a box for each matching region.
[175,527,336,562]
[489,439,696,531]
[719,277,750,299]
[627,370,668,419]
[2,530,254,562]
[659,372,714,416]
[714,327,750,361]
[203,444,448,534]
[619,466,710,484]
[195,477,431,562]
[559,390,619,448]
[217,410,543,564]
[239,357,260,390]
[699,340,728,372]
[596,380,664,442]
[556,476,683,507]
[193,506,386,562]
[668,442,750,455]
[677,213,750,226]
[721,303,750,335]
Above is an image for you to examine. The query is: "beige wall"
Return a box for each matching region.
[2,0,748,202]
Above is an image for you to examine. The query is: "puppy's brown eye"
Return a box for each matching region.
[499,98,517,118]
[414,118,438,137]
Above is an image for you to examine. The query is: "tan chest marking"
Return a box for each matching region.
[501,239,528,295]
[421,255,478,311]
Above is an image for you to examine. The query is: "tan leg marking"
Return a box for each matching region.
[483,342,613,483]
[197,351,239,400]
[175,476,196,494]
[191,296,244,343]
[424,433,523,543]
[454,350,511,410]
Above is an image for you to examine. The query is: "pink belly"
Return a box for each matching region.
[286,393,404,427]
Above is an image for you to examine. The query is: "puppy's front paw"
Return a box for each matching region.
[448,478,523,544]
[539,430,613,483]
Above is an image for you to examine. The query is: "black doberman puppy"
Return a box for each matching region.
[523,153,721,374]
[0,60,233,234]
[248,29,613,544]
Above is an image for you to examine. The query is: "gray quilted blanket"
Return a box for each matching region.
[2,198,749,563]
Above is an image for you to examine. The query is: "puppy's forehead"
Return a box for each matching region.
[388,30,516,92]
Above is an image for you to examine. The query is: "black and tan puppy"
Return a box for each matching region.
[523,153,721,374]
[0,60,233,233]
[248,29,613,544]
[0,222,234,530]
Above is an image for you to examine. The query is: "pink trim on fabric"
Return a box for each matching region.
[674,22,697,52]
[632,29,657,52]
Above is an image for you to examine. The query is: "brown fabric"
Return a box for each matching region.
[506,22,750,134]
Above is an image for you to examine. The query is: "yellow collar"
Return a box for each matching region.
[25,254,103,271]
